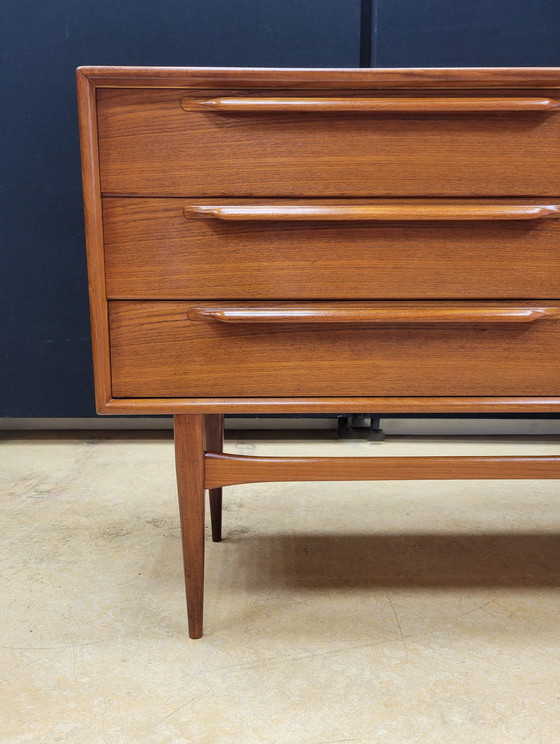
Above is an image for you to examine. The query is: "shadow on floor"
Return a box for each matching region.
[212,532,560,590]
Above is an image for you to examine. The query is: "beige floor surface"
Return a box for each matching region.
[1,431,560,743]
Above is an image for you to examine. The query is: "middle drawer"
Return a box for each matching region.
[103,198,560,299]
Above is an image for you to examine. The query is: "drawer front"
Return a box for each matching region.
[104,198,560,299]
[97,89,560,197]
[109,301,560,398]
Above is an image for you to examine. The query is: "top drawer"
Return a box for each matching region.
[97,88,560,197]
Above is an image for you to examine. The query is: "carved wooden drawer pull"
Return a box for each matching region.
[184,204,560,222]
[186,304,560,324]
[187,96,560,114]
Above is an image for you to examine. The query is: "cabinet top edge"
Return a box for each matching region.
[76,66,560,89]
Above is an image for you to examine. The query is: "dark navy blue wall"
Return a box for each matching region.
[2,0,560,417]
[374,0,560,67]
[1,1,360,417]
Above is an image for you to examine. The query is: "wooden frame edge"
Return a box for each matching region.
[76,66,560,89]
[98,397,560,415]
[76,69,112,411]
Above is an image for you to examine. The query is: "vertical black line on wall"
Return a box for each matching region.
[360,0,374,67]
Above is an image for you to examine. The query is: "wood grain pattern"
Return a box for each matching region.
[174,414,205,639]
[109,301,560,398]
[79,66,560,90]
[205,452,560,489]
[185,202,560,221]
[187,303,559,324]
[103,198,560,300]
[190,96,560,113]
[99,397,560,415]
[76,69,111,411]
[97,88,560,196]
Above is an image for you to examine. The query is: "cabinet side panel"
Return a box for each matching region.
[77,71,111,411]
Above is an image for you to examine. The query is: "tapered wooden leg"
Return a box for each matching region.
[205,414,224,542]
[174,414,205,639]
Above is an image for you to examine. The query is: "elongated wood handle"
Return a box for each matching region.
[186,96,560,114]
[184,204,560,222]
[187,305,559,324]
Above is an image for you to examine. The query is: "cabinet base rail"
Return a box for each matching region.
[205,451,560,488]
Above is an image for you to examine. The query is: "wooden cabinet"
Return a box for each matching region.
[77,66,560,638]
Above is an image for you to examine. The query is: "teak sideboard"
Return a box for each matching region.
[77,66,560,638]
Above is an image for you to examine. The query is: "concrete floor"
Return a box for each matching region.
[2,431,560,743]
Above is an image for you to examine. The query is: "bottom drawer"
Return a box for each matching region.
[109,301,560,398]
